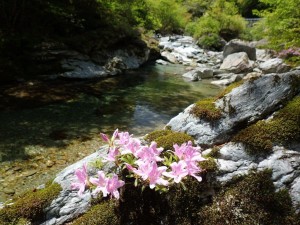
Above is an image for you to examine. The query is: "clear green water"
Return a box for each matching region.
[0,65,219,202]
[0,63,220,162]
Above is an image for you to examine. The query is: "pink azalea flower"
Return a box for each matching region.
[117,131,132,145]
[111,129,119,142]
[148,162,168,189]
[103,146,120,162]
[71,163,89,196]
[100,133,109,143]
[100,129,118,146]
[90,171,108,197]
[121,138,141,156]
[136,142,163,162]
[163,161,188,183]
[106,174,125,199]
[130,160,153,180]
[185,160,202,182]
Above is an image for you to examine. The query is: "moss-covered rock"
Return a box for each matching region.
[71,200,119,225]
[145,129,194,150]
[189,81,244,122]
[216,80,244,99]
[190,98,223,121]
[199,157,218,173]
[0,182,62,224]
[198,170,299,225]
[145,129,173,143]
[233,96,300,154]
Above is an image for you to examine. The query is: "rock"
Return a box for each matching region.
[41,146,113,225]
[167,70,300,145]
[211,74,242,86]
[22,170,37,177]
[223,40,256,60]
[259,58,291,74]
[161,51,178,64]
[220,52,253,73]
[243,72,262,80]
[256,49,273,62]
[61,59,109,78]
[156,59,169,65]
[216,143,300,209]
[182,68,213,81]
[182,70,200,81]
[3,188,15,195]
[46,160,55,167]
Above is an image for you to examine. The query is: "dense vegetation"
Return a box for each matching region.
[0,0,299,80]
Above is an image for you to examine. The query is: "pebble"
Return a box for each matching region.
[22,170,37,177]
[46,160,55,167]
[3,188,15,195]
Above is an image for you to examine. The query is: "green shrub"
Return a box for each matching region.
[146,0,190,33]
[253,0,300,49]
[186,0,246,49]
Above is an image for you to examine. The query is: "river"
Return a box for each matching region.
[0,62,220,202]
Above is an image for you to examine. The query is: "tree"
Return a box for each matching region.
[254,0,300,49]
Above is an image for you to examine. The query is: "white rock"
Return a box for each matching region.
[259,58,290,74]
[220,52,253,73]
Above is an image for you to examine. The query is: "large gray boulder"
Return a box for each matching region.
[220,52,254,73]
[167,70,300,145]
[223,40,256,60]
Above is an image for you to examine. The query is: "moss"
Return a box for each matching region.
[198,170,299,225]
[145,129,173,143]
[206,146,221,158]
[216,80,244,100]
[190,98,222,122]
[199,157,218,172]
[155,132,195,150]
[189,80,244,121]
[71,200,119,225]
[233,96,300,155]
[165,177,215,225]
[0,182,62,224]
[145,129,195,150]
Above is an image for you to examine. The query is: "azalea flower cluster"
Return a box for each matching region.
[278,47,300,59]
[71,129,205,199]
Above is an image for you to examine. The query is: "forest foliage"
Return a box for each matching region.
[0,0,299,79]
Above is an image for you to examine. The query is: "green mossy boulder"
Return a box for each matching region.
[0,182,62,224]
[198,170,299,225]
[233,96,300,155]
[145,129,195,150]
[71,200,119,225]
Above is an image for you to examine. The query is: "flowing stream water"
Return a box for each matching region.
[0,63,221,202]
